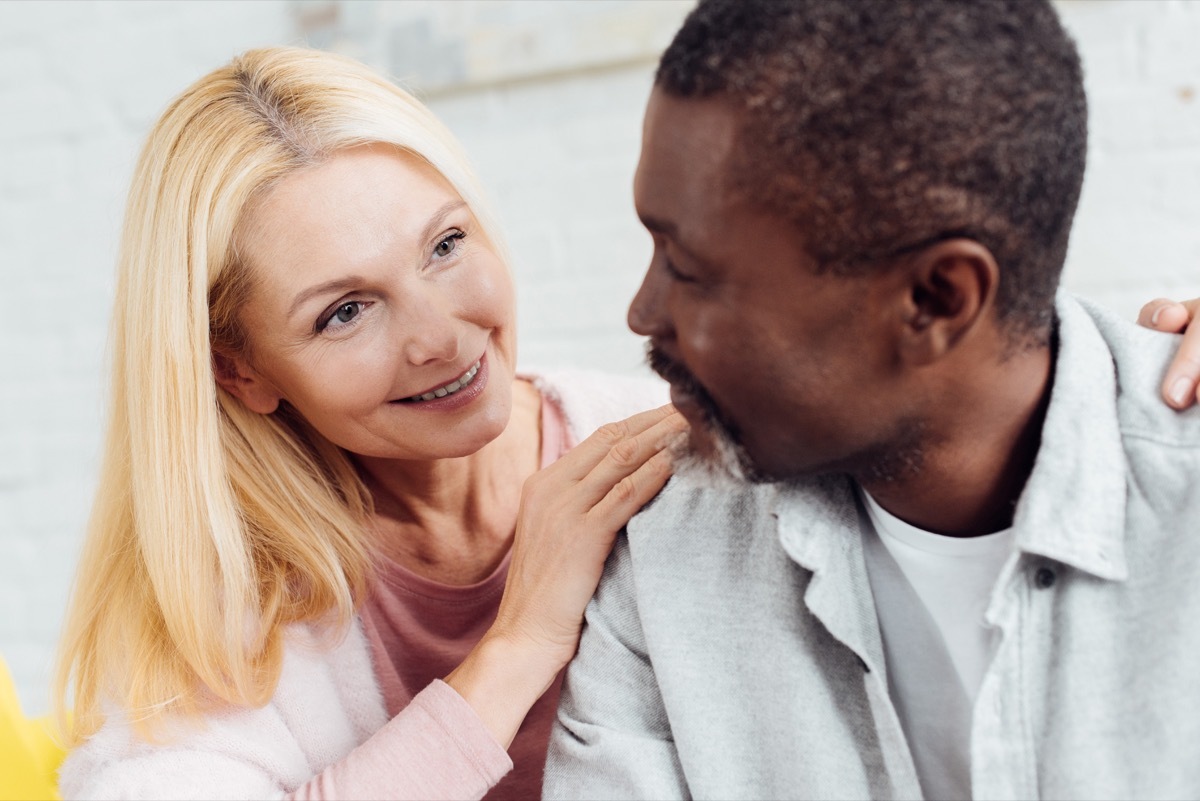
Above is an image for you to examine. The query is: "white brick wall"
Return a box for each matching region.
[1,0,1198,717]
[0,0,298,717]
[1061,0,1200,313]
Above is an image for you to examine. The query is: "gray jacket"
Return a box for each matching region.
[544,294,1200,800]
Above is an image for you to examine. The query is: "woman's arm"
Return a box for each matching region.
[64,404,685,801]
[289,681,512,801]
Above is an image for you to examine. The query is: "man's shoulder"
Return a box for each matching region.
[1073,295,1200,447]
[622,472,842,577]
[629,473,774,543]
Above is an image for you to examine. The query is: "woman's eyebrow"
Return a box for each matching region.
[288,276,369,320]
[419,200,468,248]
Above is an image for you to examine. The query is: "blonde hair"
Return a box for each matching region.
[54,46,509,743]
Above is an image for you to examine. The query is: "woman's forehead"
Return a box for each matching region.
[239,145,465,277]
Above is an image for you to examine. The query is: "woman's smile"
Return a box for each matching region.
[395,353,489,411]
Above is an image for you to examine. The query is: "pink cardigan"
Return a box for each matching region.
[58,370,667,801]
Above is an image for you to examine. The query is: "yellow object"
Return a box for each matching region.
[0,659,63,801]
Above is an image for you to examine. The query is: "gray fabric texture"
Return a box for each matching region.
[544,293,1200,801]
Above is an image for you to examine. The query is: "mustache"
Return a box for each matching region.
[645,342,740,436]
[646,343,703,397]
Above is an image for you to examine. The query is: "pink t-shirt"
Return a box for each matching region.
[358,392,573,800]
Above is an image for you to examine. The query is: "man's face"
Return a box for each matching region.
[628,89,907,482]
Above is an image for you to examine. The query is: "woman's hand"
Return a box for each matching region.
[495,403,687,663]
[1139,298,1200,409]
[445,403,686,747]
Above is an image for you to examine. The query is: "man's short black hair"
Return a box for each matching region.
[656,0,1087,343]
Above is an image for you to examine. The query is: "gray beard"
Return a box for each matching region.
[646,342,765,487]
[669,415,763,489]
[670,406,928,491]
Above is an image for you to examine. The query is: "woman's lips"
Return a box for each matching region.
[406,359,482,401]
[393,353,489,412]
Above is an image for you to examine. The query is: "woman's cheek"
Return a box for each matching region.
[318,331,400,410]
[461,256,516,329]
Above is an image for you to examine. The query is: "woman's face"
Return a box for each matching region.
[227,144,517,461]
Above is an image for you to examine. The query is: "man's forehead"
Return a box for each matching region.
[635,90,740,232]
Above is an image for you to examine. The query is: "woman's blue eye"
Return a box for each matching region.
[322,301,362,331]
[434,231,465,258]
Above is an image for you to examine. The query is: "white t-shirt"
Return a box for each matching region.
[860,489,1014,801]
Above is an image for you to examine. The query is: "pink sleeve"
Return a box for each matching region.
[287,680,513,801]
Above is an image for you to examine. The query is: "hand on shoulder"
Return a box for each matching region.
[1138,297,1200,409]
[446,403,686,748]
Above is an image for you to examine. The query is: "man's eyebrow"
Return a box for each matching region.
[638,213,677,237]
[640,213,715,269]
[286,200,470,320]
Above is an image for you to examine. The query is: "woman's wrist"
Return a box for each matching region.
[443,631,563,750]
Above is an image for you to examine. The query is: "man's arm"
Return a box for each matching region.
[542,536,689,800]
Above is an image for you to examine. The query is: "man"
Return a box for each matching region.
[543,1,1200,798]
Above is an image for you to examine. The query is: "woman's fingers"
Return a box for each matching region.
[589,444,677,528]
[514,404,684,533]
[573,410,688,508]
[550,403,678,481]
[1139,297,1200,409]
[491,407,688,670]
[1164,346,1200,410]
[1138,298,1190,333]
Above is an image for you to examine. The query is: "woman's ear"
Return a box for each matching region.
[897,238,999,366]
[212,349,282,414]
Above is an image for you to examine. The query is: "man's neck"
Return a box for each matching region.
[858,339,1056,538]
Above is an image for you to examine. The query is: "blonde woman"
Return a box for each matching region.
[54,46,682,799]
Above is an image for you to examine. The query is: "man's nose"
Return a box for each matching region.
[627,262,671,338]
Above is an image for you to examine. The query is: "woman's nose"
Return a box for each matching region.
[400,297,462,366]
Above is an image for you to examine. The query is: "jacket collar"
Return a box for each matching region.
[767,292,1128,667]
[773,292,1128,586]
[1010,292,1128,581]
[772,476,889,674]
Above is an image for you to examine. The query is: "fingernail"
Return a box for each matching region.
[1151,305,1164,327]
[1169,376,1192,407]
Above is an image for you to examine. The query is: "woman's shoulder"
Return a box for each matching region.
[59,617,387,799]
[524,368,670,439]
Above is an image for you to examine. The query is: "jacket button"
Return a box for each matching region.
[1034,566,1057,589]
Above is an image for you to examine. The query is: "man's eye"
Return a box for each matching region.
[434,231,466,258]
[665,259,696,283]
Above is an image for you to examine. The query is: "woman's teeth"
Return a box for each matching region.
[407,361,481,402]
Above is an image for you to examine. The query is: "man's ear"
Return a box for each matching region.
[212,348,282,414]
[896,238,999,366]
